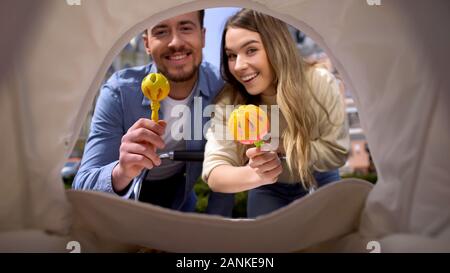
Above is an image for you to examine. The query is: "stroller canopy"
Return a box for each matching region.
[0,0,448,252]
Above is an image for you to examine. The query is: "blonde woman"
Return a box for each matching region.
[202,9,350,217]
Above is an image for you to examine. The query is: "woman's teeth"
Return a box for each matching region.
[242,73,258,82]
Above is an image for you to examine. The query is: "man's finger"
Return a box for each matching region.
[126,127,165,149]
[123,142,161,166]
[158,120,167,129]
[128,118,166,136]
[123,153,154,170]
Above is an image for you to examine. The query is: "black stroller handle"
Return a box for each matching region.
[159,150,205,161]
[158,150,287,162]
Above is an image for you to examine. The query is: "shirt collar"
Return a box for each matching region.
[197,63,211,98]
[141,63,210,107]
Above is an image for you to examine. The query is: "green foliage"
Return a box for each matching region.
[232,190,248,218]
[194,178,248,218]
[341,172,378,184]
[194,178,210,213]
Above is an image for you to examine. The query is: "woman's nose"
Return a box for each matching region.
[234,55,248,71]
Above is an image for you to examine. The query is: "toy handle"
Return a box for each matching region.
[151,101,160,121]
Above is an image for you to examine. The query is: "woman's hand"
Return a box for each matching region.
[246,147,282,186]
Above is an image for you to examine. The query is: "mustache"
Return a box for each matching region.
[163,47,190,56]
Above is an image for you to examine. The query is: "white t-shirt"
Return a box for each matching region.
[145,90,195,181]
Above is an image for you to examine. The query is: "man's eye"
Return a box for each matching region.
[180,27,193,32]
[153,30,168,37]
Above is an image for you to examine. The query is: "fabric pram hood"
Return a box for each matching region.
[0,0,448,252]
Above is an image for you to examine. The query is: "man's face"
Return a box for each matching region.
[144,12,205,83]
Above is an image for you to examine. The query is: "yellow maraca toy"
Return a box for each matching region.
[141,73,170,121]
[227,105,269,148]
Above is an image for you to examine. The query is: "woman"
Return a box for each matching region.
[202,9,350,218]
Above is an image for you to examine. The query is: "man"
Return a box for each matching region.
[73,10,234,216]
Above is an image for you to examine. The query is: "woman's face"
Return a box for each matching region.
[225,27,276,96]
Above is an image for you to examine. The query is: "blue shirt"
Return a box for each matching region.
[73,62,233,214]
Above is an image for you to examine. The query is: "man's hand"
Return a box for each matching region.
[112,118,166,192]
[246,147,282,186]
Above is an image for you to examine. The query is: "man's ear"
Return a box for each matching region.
[142,31,152,55]
[201,28,206,48]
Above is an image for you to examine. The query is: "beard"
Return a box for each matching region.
[156,46,201,83]
[158,63,199,83]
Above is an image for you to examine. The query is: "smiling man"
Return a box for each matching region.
[73,11,234,216]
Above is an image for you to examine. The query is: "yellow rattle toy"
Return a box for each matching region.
[227,104,269,148]
[141,73,170,121]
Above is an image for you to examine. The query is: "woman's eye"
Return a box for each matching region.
[227,53,236,60]
[247,48,257,55]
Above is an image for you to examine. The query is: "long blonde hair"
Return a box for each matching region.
[219,9,331,189]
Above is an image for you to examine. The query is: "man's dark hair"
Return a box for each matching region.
[198,9,205,28]
[145,10,205,34]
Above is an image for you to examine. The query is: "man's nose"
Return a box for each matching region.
[168,31,185,49]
